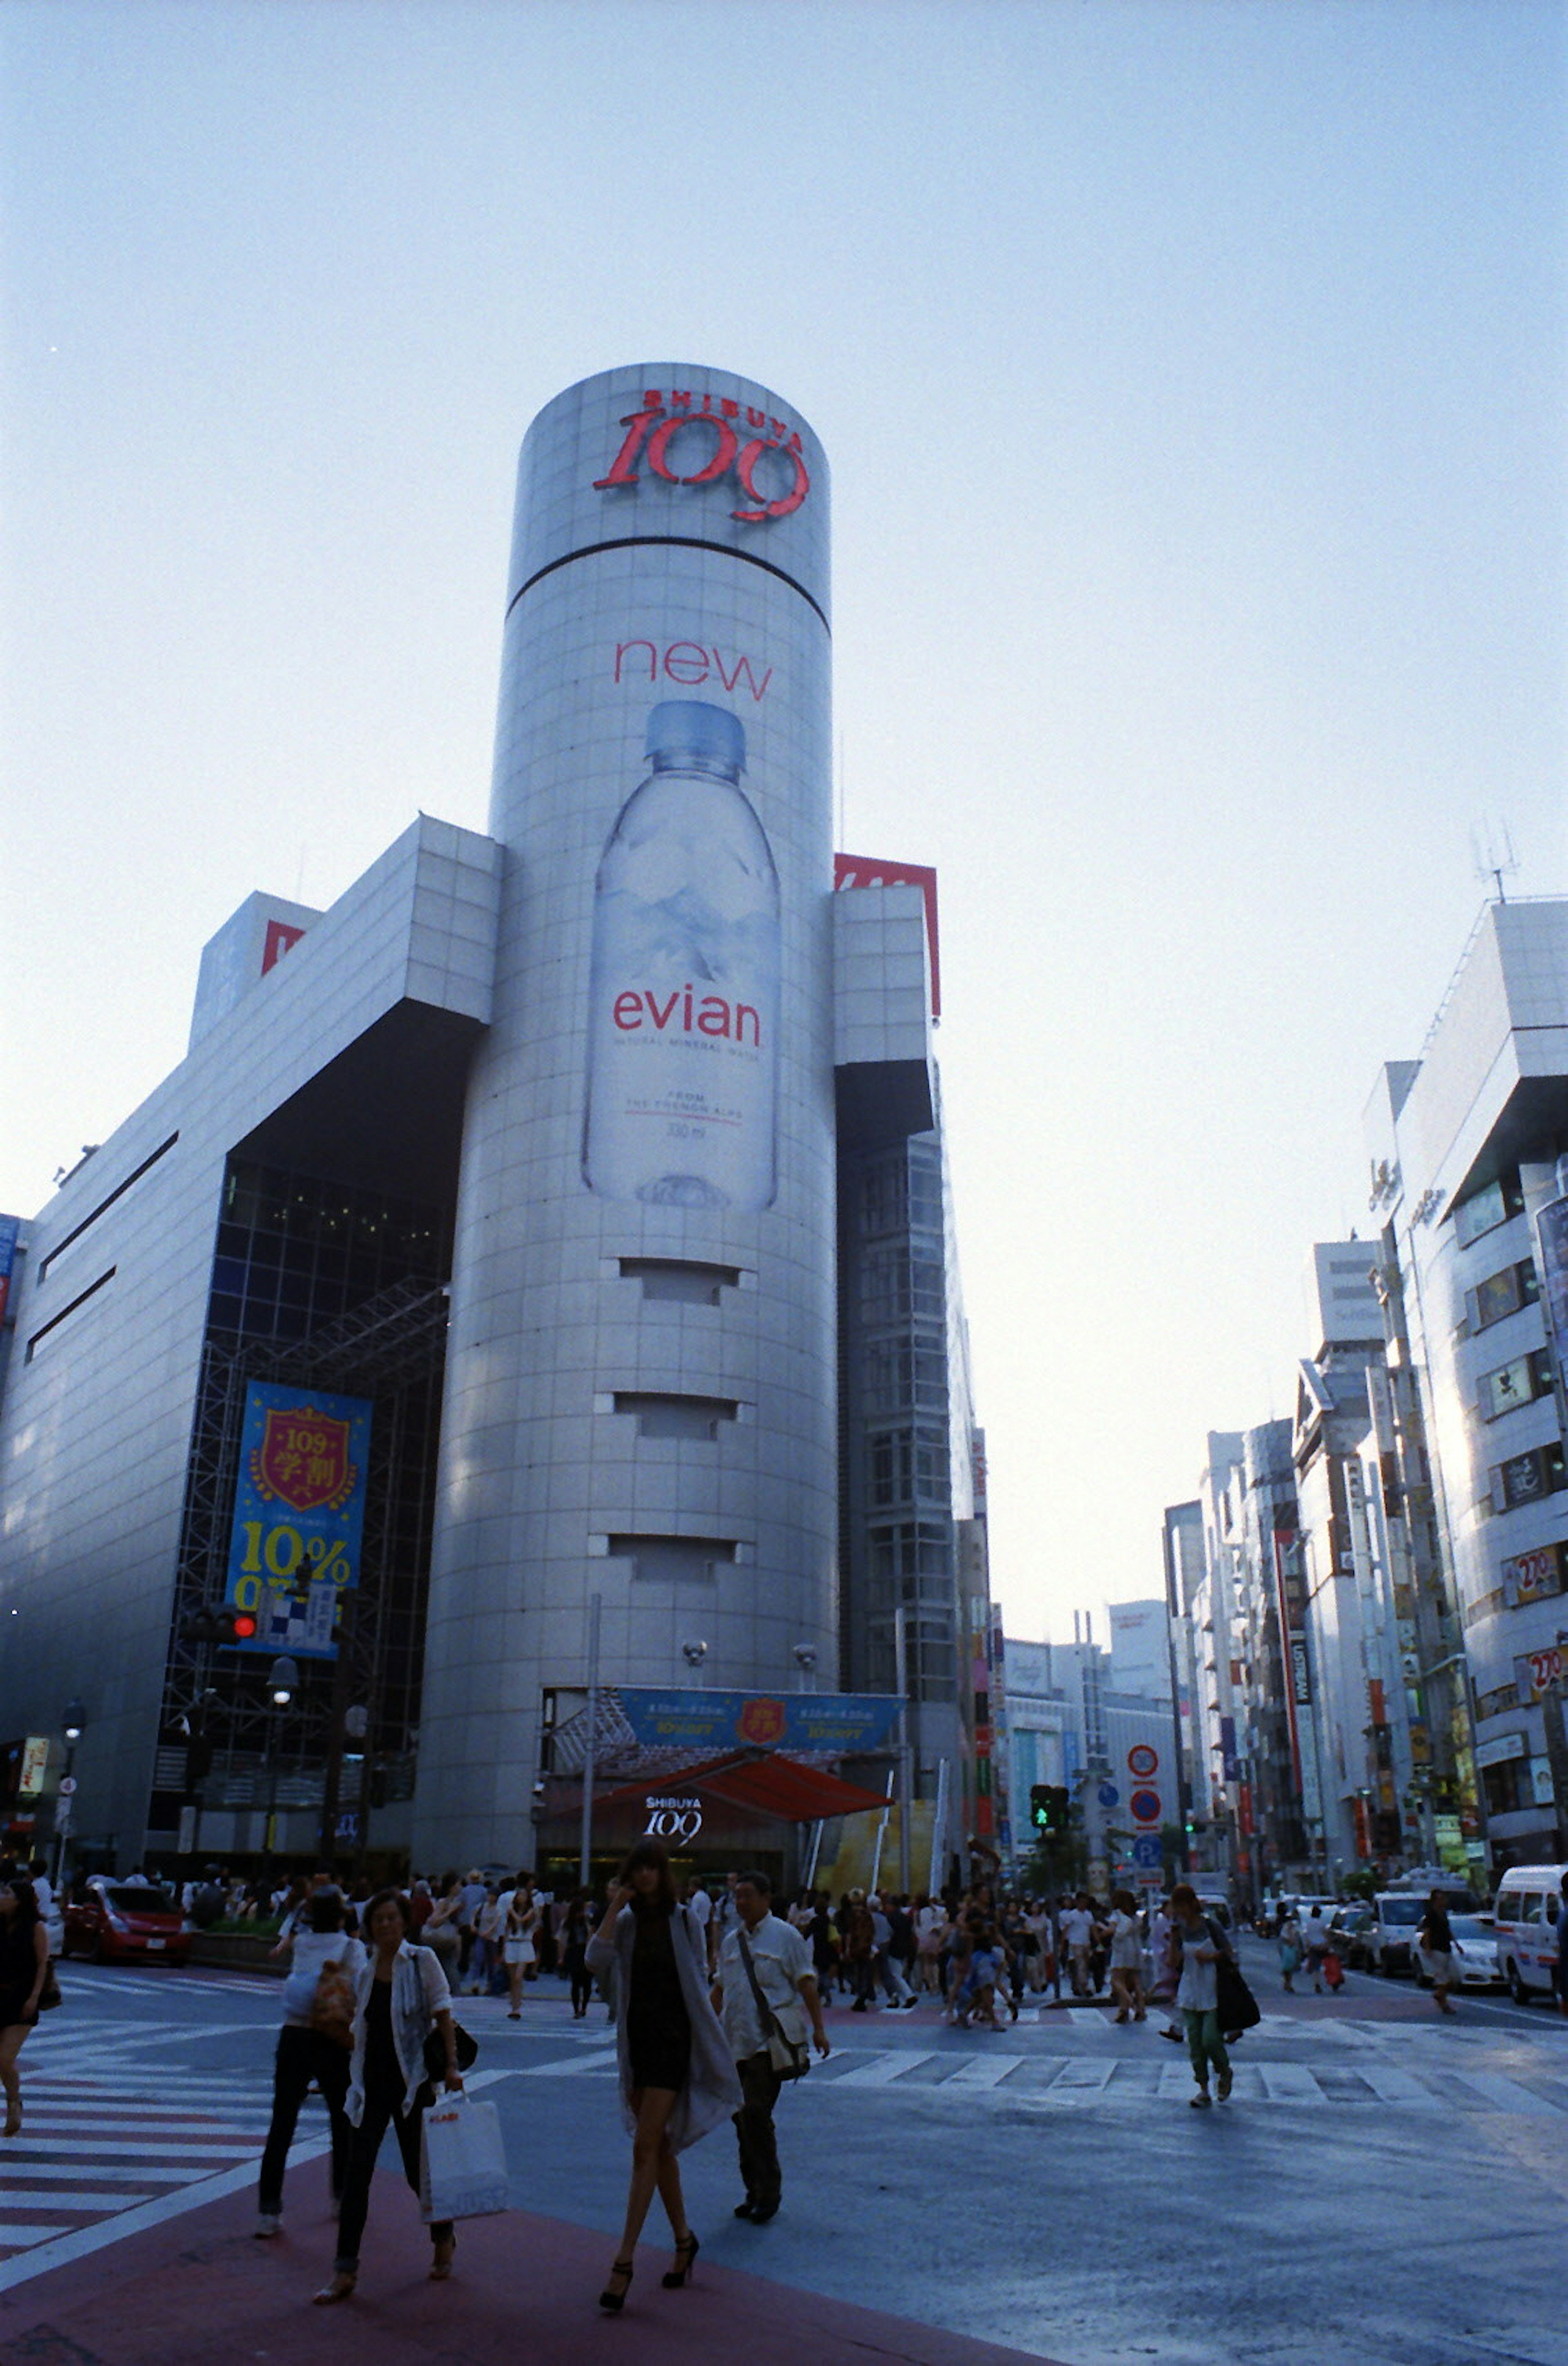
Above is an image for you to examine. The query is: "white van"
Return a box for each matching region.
[1492,1863,1566,2003]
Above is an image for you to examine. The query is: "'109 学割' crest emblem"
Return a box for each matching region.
[249,1404,358,1513]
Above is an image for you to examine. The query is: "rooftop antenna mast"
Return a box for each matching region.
[1471,821,1519,905]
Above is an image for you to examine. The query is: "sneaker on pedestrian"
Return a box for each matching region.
[254,2213,282,2239]
[1217,2072,1232,2101]
[1189,2087,1212,2109]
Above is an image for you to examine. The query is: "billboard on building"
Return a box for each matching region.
[225,1382,372,1659]
[834,854,940,1015]
[615,1687,901,1754]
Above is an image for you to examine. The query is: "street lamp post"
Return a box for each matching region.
[53,1701,86,1888]
[264,1658,299,1873]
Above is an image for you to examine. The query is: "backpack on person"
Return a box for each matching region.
[308,1957,357,2050]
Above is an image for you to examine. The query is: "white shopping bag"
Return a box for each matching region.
[419,2091,511,2223]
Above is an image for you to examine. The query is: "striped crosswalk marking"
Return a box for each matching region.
[829,2050,935,2085]
[946,2053,1027,2088]
[0,2063,515,2292]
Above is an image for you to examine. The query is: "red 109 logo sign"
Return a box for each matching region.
[595,390,810,522]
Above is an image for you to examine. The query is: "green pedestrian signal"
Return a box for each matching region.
[1029,1784,1070,1836]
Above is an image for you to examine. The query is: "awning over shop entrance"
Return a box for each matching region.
[595,1749,888,1825]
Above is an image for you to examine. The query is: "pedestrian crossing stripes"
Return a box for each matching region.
[510,2039,1568,2116]
[0,2062,516,2292]
[0,2063,327,2288]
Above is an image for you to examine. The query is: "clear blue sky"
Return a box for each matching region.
[3,0,1564,1643]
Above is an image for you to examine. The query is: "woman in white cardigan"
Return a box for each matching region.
[313,1889,465,2304]
[586,1837,740,2313]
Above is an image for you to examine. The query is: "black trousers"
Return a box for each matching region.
[334,2059,451,2274]
[733,2049,782,2208]
[258,2025,352,2215]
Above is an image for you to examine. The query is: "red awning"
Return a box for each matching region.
[595,1750,888,1825]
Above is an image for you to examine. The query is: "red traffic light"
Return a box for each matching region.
[232,1611,258,1640]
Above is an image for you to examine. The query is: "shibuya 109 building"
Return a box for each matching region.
[0,365,996,1883]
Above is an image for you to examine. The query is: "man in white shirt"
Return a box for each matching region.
[712,1871,829,2223]
[1059,1894,1098,1996]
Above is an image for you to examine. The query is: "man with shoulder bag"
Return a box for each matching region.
[712,1870,829,2224]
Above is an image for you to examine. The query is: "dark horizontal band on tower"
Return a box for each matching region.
[506,536,831,633]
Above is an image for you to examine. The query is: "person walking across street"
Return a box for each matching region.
[502,1874,540,2017]
[712,1870,830,2225]
[1302,1906,1330,1994]
[312,1889,465,2306]
[1417,1891,1458,2016]
[0,1874,49,2138]
[586,1839,739,2313]
[1170,1882,1231,2109]
[1277,1907,1303,1993]
[1060,1893,1098,1997]
[1107,1890,1147,2023]
[256,1888,366,2237]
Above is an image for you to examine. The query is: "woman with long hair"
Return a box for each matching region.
[585,1839,739,2313]
[0,1874,49,2137]
[312,1888,464,2306]
[502,1874,540,2017]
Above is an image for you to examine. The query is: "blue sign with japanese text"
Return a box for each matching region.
[615,1686,902,1755]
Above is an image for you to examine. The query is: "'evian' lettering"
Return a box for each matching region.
[612,641,773,701]
[612,985,761,1047]
[594,396,810,522]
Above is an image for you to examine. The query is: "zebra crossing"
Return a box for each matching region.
[509,2025,1568,2116]
[0,2040,317,2288]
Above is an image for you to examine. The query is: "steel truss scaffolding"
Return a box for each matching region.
[155,1275,448,1857]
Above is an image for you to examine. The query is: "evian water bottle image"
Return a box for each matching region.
[583,700,780,1210]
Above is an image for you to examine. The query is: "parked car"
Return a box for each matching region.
[1366,1885,1474,1977]
[1365,1892,1426,1975]
[1492,1863,1566,2004]
[61,1877,190,1966]
[1412,1912,1504,1992]
[1330,1903,1376,1971]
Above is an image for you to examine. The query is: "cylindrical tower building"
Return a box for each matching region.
[415,365,837,1867]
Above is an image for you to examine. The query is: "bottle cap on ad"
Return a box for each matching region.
[646,700,746,773]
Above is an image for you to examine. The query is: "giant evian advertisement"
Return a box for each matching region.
[584,699,780,1211]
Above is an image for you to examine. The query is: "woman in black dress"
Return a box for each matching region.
[0,1874,50,2137]
[586,1838,739,2312]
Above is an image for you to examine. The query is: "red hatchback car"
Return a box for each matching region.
[61,1877,191,1966]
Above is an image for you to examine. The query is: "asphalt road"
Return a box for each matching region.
[3,1937,1566,2366]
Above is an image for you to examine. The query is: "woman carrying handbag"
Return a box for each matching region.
[313,1888,465,2306]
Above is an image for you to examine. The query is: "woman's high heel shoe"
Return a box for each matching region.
[599,2256,635,2312]
[662,2230,699,2288]
[312,2273,357,2306]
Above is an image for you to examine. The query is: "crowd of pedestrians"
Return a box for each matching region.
[19,1840,1545,2319]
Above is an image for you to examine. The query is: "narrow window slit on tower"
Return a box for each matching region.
[605,1535,739,1584]
[617,1256,742,1305]
[611,1392,740,1441]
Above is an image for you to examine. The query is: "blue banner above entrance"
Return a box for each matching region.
[614,1687,902,1755]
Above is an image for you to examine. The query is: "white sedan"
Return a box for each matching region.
[1413,1913,1503,1992]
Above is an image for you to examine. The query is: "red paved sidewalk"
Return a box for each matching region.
[0,2156,1068,2366]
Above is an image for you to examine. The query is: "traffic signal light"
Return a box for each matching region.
[1029,1784,1070,1836]
[180,1603,257,1647]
